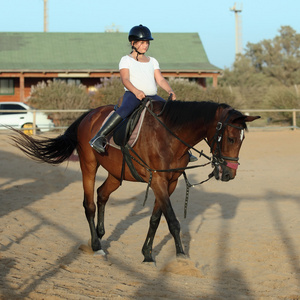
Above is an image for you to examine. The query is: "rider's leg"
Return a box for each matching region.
[116,91,141,119]
[89,112,123,153]
[89,92,141,153]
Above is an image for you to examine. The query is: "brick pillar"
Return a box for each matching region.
[20,74,25,102]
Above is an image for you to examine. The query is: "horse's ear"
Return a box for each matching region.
[233,115,260,124]
[244,115,261,123]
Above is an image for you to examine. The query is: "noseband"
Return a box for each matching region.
[209,109,245,171]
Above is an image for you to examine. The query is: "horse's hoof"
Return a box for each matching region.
[94,249,106,257]
[143,257,156,263]
[143,258,154,262]
[142,258,156,267]
[176,253,187,259]
[88,238,102,252]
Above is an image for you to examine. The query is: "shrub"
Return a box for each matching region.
[29,80,91,109]
[265,85,300,126]
[28,80,92,126]
[91,77,124,106]
[159,78,240,108]
[28,78,251,127]
[158,78,203,101]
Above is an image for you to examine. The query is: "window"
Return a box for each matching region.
[0,103,26,115]
[54,78,81,85]
[0,79,14,95]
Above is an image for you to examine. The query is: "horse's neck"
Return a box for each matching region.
[164,117,209,150]
[181,124,207,146]
[147,101,212,147]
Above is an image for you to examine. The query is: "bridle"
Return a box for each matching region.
[208,109,245,171]
[124,99,246,217]
[145,98,245,172]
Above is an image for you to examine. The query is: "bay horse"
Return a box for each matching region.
[10,100,259,262]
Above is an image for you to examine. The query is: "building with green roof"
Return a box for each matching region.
[0,32,222,102]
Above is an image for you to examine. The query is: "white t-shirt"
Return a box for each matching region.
[119,55,160,96]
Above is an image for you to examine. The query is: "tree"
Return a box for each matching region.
[220,55,271,87]
[245,26,300,86]
[220,26,300,109]
[219,55,275,108]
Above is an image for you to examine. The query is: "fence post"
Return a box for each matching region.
[33,110,37,135]
[292,109,296,131]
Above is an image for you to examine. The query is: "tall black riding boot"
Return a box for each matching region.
[89,112,123,153]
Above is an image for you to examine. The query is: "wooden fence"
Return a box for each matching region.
[1,108,300,135]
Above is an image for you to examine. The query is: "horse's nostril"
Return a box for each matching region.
[223,172,231,182]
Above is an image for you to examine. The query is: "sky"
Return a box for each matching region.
[1,0,300,69]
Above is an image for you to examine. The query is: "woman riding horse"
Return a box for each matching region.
[10,99,260,262]
[89,25,197,162]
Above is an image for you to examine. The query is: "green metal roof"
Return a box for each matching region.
[0,32,221,72]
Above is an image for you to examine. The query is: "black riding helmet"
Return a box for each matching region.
[128,24,154,42]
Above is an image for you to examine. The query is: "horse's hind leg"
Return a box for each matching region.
[142,202,162,262]
[96,173,121,240]
[81,160,102,252]
[163,198,185,257]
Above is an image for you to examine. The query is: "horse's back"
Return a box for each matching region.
[81,105,115,135]
[76,100,185,183]
[76,105,115,164]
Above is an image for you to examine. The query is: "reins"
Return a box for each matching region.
[123,97,243,218]
[124,97,214,217]
[126,142,212,218]
[145,96,211,160]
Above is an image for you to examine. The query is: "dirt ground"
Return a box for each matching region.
[0,129,300,299]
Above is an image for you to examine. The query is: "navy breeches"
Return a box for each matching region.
[116,91,165,119]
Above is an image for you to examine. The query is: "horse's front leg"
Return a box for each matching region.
[164,179,185,257]
[96,174,121,240]
[142,203,162,262]
[164,200,185,257]
[142,179,184,261]
[81,161,102,252]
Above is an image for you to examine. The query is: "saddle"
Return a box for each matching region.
[105,98,153,183]
[113,98,149,148]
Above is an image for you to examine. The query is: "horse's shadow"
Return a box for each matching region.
[0,148,105,218]
[153,172,240,259]
[102,189,153,253]
[102,171,240,260]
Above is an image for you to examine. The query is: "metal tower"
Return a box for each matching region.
[230,3,243,56]
[44,0,48,32]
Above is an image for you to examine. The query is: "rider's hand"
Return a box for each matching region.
[169,91,176,100]
[135,90,146,100]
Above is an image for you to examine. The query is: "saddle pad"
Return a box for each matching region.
[104,107,148,150]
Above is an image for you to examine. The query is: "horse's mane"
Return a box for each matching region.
[161,100,231,130]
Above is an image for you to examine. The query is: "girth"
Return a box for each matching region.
[113,98,151,183]
[113,98,148,148]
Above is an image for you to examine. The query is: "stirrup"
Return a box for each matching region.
[90,136,107,153]
[188,151,198,162]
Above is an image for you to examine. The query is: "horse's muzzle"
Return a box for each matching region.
[213,165,235,182]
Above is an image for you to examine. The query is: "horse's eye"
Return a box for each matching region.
[228,137,235,144]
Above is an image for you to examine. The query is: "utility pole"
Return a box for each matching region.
[44,0,48,32]
[230,3,242,56]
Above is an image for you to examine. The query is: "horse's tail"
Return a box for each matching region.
[10,110,91,165]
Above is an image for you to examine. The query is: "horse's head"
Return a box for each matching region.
[207,105,260,182]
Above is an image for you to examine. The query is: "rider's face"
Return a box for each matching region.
[132,40,149,53]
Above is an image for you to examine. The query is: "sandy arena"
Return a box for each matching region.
[0,129,300,299]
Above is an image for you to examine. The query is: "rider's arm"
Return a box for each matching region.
[120,68,145,100]
[154,69,176,100]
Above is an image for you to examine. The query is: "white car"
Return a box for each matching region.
[0,102,54,134]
